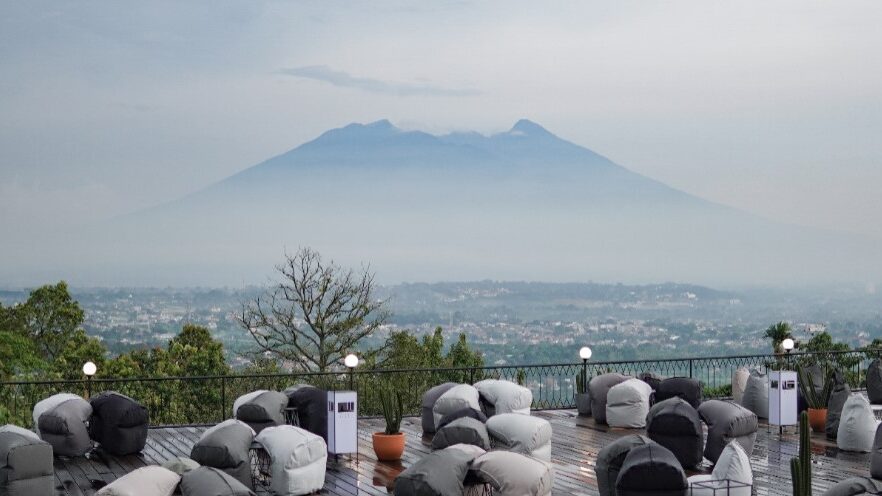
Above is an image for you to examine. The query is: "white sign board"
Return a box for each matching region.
[769,370,798,426]
[327,390,357,455]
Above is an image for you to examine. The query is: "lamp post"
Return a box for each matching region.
[82,361,97,398]
[579,346,592,388]
[779,338,795,435]
[344,353,359,391]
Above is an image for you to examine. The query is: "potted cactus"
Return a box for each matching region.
[575,371,591,417]
[372,386,405,461]
[790,410,812,496]
[797,364,833,433]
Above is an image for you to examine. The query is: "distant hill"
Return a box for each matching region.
[12,119,880,286]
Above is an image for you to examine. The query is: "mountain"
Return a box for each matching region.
[12,119,881,286]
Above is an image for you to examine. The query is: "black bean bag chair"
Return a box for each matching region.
[431,417,491,451]
[0,425,54,496]
[421,383,458,434]
[616,443,688,496]
[589,373,629,425]
[595,434,653,496]
[190,420,255,490]
[284,385,327,442]
[697,399,758,464]
[868,359,882,405]
[437,407,487,430]
[826,371,852,440]
[394,447,475,496]
[646,397,704,469]
[180,466,256,496]
[232,390,288,434]
[654,377,702,409]
[88,391,149,456]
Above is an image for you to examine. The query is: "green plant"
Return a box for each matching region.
[379,386,403,435]
[797,364,833,409]
[516,369,527,386]
[790,410,812,496]
[576,372,588,395]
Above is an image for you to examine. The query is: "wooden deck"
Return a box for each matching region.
[53,410,872,495]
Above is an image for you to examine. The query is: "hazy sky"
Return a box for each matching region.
[3,1,882,239]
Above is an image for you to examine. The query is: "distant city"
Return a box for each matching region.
[3,281,880,368]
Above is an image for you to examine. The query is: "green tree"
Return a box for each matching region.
[764,321,794,354]
[0,330,45,380]
[18,282,86,360]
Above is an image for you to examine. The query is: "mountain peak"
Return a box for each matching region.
[509,119,552,137]
[365,119,395,130]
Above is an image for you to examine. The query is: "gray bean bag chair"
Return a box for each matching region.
[697,399,758,464]
[687,441,753,496]
[0,425,54,496]
[606,378,652,429]
[732,368,750,405]
[474,379,532,416]
[32,393,92,457]
[654,377,702,409]
[180,466,256,496]
[868,359,882,405]
[284,384,327,442]
[595,434,653,496]
[394,446,475,496]
[95,466,180,496]
[88,391,149,455]
[838,394,880,453]
[431,417,491,451]
[233,390,288,434]
[255,425,326,496]
[486,413,552,461]
[740,370,768,419]
[871,422,882,479]
[422,383,458,433]
[590,373,629,425]
[646,397,703,469]
[432,384,481,430]
[826,372,852,440]
[616,443,688,496]
[469,451,553,496]
[160,456,200,475]
[437,407,487,430]
[190,419,255,490]
[823,478,882,496]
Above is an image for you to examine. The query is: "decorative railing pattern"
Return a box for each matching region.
[0,350,876,427]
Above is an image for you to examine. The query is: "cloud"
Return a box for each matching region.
[277,65,481,97]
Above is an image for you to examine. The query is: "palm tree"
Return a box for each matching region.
[764,321,793,354]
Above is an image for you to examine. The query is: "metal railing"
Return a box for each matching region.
[0,349,877,427]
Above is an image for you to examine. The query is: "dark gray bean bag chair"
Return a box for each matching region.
[871,421,882,479]
[639,372,663,392]
[697,399,758,464]
[88,391,149,455]
[654,377,702,409]
[822,477,882,496]
[646,397,704,469]
[32,393,92,457]
[421,383,458,433]
[589,373,629,425]
[431,417,491,451]
[433,385,481,430]
[741,370,769,419]
[437,407,487,430]
[0,425,54,496]
[190,419,255,490]
[232,390,288,434]
[284,384,328,442]
[595,434,653,496]
[469,451,553,496]
[616,443,688,496]
[394,447,475,496]
[826,372,852,440]
[180,466,256,496]
[869,360,882,405]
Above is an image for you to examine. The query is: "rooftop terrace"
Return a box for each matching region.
[52,409,870,496]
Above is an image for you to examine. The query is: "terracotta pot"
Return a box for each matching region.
[373,432,405,461]
[807,408,827,433]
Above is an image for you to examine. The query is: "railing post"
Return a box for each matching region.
[689,359,693,379]
[470,367,475,384]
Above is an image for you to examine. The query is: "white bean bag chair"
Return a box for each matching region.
[232,390,289,434]
[486,413,552,461]
[474,379,532,416]
[190,419,255,490]
[95,466,180,496]
[432,384,481,430]
[740,371,769,419]
[838,394,881,452]
[688,441,753,496]
[255,425,327,495]
[606,379,652,429]
[732,368,750,405]
[32,393,92,456]
[589,373,630,425]
[0,424,54,496]
[422,383,457,433]
[469,451,553,496]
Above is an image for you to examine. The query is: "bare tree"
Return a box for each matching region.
[237,248,389,372]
